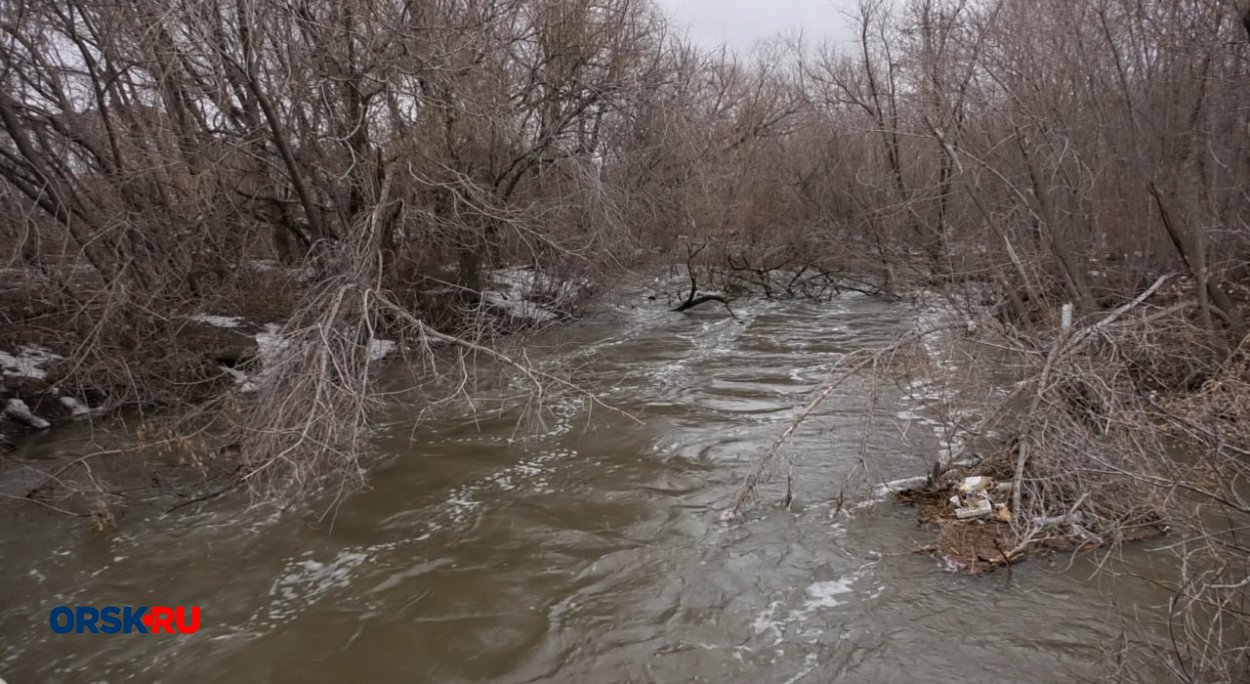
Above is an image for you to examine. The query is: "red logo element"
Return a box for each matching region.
[138,606,201,634]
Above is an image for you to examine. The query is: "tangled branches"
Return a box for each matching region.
[723,269,1250,678]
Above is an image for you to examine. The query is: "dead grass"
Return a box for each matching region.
[933,520,1019,573]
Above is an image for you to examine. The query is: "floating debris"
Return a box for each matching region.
[954,494,993,520]
[871,475,930,499]
[888,454,1157,573]
[890,462,1023,573]
[958,476,994,495]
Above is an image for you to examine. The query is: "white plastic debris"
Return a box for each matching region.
[955,497,994,520]
[993,503,1013,522]
[871,475,931,498]
[948,456,982,469]
[958,476,994,495]
[1070,523,1105,546]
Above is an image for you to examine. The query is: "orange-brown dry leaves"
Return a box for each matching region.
[934,519,1019,574]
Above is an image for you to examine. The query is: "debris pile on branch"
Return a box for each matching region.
[891,451,1144,574]
[723,275,1191,576]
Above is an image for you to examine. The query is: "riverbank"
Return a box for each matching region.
[0,260,596,516]
[0,258,297,429]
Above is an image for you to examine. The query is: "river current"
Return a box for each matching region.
[0,288,1175,682]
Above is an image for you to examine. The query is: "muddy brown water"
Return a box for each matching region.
[1,291,1179,683]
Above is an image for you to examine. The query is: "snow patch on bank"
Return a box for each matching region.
[224,325,396,393]
[254,324,288,366]
[246,259,282,273]
[4,398,50,429]
[0,345,62,380]
[484,268,558,322]
[368,339,396,362]
[227,324,288,393]
[188,314,246,329]
[59,396,93,417]
[0,346,99,426]
[222,367,257,393]
[483,267,589,324]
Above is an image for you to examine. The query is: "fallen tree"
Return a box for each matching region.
[670,243,736,316]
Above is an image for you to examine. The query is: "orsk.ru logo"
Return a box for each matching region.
[49,606,201,634]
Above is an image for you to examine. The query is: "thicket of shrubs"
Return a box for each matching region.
[1,1,1248,675]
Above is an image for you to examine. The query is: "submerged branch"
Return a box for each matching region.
[723,324,959,520]
[376,297,641,425]
[672,294,734,315]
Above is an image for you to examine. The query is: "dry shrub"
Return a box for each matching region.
[967,287,1249,680]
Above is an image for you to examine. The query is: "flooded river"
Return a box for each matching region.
[1,290,1178,682]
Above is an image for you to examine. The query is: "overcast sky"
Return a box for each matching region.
[658,0,859,53]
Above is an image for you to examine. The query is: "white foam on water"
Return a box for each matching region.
[650,361,686,384]
[751,600,788,645]
[260,549,369,625]
[444,490,482,524]
[749,563,877,648]
[781,653,821,684]
[241,437,589,641]
[802,577,856,609]
[397,444,578,543]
